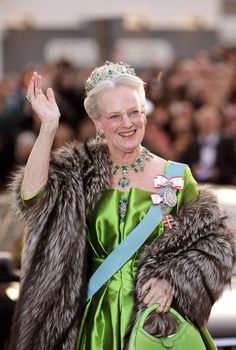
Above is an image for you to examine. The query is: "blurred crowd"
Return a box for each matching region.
[0,47,236,192]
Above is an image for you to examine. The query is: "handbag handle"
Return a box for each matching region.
[138,304,188,329]
[128,304,207,350]
[128,304,189,349]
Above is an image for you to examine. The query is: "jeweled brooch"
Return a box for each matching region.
[151,175,184,230]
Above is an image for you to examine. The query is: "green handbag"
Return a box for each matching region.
[128,304,208,350]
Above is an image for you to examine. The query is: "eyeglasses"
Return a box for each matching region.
[101,107,145,125]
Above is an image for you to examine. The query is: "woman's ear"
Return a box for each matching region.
[92,116,103,132]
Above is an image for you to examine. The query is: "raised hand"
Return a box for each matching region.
[26,71,60,126]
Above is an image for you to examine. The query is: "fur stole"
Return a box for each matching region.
[9,142,111,350]
[8,141,235,350]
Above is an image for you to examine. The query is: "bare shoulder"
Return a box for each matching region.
[148,152,168,175]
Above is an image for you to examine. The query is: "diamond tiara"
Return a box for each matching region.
[85,61,136,93]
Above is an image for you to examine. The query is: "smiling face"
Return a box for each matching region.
[94,85,146,156]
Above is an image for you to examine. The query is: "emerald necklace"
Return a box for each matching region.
[112,147,153,188]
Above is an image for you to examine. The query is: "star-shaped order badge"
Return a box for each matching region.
[151,175,184,230]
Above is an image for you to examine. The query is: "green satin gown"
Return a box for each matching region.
[76,165,199,350]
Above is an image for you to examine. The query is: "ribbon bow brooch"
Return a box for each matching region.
[151,175,184,229]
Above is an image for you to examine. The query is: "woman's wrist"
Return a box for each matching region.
[40,120,59,134]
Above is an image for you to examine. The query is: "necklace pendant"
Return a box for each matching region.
[118,180,129,187]
[131,163,138,172]
[118,171,130,187]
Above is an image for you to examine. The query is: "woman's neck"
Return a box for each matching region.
[109,145,142,165]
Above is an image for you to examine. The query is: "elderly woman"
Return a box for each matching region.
[9,62,234,350]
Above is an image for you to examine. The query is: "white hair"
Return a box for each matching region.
[84,74,146,119]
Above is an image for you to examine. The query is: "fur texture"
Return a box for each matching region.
[142,311,179,337]
[125,187,235,346]
[8,141,235,350]
[9,142,111,350]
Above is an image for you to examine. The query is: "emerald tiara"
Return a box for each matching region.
[85,61,136,93]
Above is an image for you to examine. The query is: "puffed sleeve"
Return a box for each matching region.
[9,142,85,231]
[20,184,45,208]
[176,166,199,213]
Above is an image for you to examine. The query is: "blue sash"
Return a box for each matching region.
[87,161,187,300]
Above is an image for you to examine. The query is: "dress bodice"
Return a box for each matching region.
[86,165,198,276]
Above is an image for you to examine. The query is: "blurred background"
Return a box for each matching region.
[0,0,236,349]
